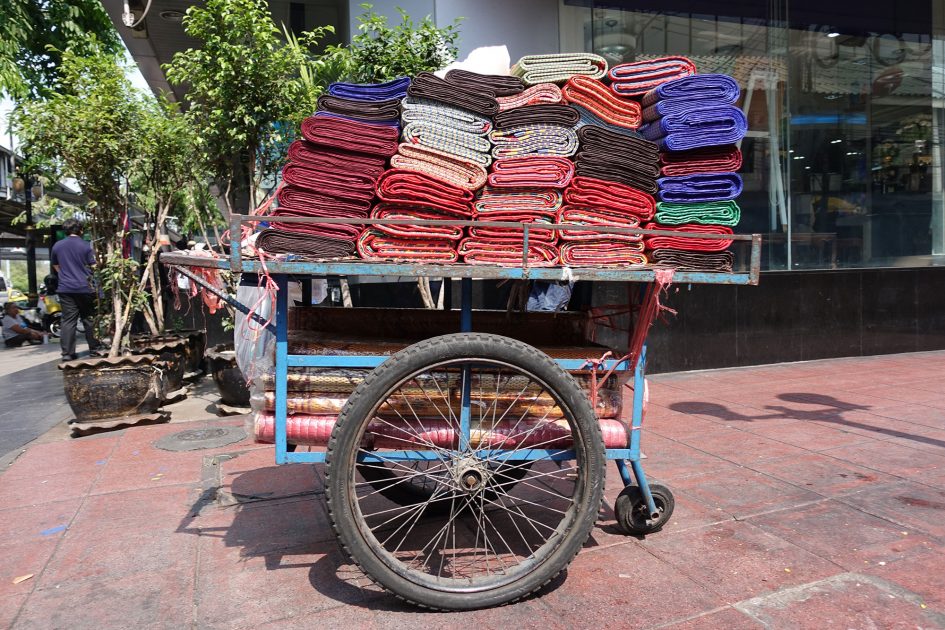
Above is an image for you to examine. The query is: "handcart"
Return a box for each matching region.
[163,215,761,610]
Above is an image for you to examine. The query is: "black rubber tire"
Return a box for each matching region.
[614,483,675,535]
[326,332,606,610]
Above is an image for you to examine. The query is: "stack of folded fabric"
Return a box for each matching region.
[496,83,563,111]
[640,72,747,272]
[511,53,608,86]
[608,56,697,97]
[573,126,660,194]
[328,77,410,101]
[561,75,642,134]
[461,187,562,266]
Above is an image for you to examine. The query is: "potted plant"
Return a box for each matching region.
[205,343,250,408]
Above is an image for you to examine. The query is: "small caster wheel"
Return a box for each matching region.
[614,483,675,535]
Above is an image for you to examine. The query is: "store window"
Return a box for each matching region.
[559,0,945,270]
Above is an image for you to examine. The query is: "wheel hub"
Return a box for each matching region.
[450,456,491,494]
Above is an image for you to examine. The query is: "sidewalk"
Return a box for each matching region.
[1,350,944,628]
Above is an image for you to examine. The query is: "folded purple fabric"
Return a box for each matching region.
[640,105,748,151]
[641,74,741,107]
[328,77,410,101]
[657,172,743,203]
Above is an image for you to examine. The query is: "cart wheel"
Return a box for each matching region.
[614,483,675,535]
[326,333,605,610]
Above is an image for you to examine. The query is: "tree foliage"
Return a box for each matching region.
[0,0,122,99]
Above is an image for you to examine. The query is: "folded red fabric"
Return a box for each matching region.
[390,144,488,191]
[564,176,656,220]
[659,145,743,177]
[560,241,647,266]
[643,223,734,252]
[369,203,465,240]
[276,185,372,217]
[474,187,563,214]
[281,163,378,203]
[357,230,459,262]
[469,208,557,243]
[496,83,563,111]
[487,156,575,188]
[561,75,643,130]
[556,205,642,243]
[269,208,362,241]
[459,238,560,267]
[300,115,399,157]
[608,56,697,97]
[376,169,473,217]
[286,141,387,178]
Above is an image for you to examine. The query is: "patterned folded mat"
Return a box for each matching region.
[255,229,356,258]
[608,56,697,97]
[496,83,563,111]
[649,248,735,272]
[280,163,378,203]
[557,205,643,243]
[369,203,465,240]
[276,185,372,217]
[659,145,743,177]
[561,75,642,130]
[643,223,734,252]
[493,105,580,129]
[487,156,574,188]
[511,53,608,85]
[657,172,744,203]
[641,105,748,151]
[268,207,362,241]
[300,115,399,157]
[400,97,493,135]
[376,169,473,217]
[459,238,560,266]
[401,121,493,167]
[444,69,525,96]
[469,209,557,243]
[390,143,488,191]
[564,176,656,220]
[407,72,500,117]
[286,141,386,179]
[489,124,579,158]
[328,77,411,101]
[560,241,647,266]
[357,230,459,263]
[315,94,401,124]
[641,73,741,106]
[474,187,563,214]
[655,200,741,226]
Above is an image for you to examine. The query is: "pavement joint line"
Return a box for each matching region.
[643,604,742,630]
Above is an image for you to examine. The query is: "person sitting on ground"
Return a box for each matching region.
[50,218,104,361]
[2,302,44,348]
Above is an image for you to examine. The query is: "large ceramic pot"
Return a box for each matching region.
[130,337,187,394]
[60,355,166,422]
[131,329,206,376]
[206,344,250,406]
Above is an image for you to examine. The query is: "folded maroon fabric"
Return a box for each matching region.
[557,205,642,243]
[608,56,697,97]
[487,156,575,188]
[370,203,465,241]
[256,229,356,258]
[281,163,377,203]
[643,223,734,252]
[276,185,372,217]
[493,105,580,129]
[301,115,399,157]
[444,69,525,97]
[649,248,734,272]
[564,176,656,220]
[376,169,473,217]
[659,145,743,177]
[286,141,386,177]
[459,238,560,267]
[560,241,647,266]
[315,94,401,123]
[474,187,563,214]
[357,230,459,262]
[269,208,362,241]
[469,209,557,243]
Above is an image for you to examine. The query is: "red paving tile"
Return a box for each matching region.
[70,485,198,533]
[746,452,896,497]
[2,436,118,479]
[0,466,100,507]
[90,457,203,494]
[836,481,945,539]
[865,541,945,611]
[741,419,880,452]
[818,441,945,481]
[660,606,763,629]
[0,594,29,630]
[0,499,82,546]
[668,467,822,520]
[0,540,58,598]
[676,426,811,466]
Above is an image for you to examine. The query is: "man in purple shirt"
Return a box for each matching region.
[50,219,103,361]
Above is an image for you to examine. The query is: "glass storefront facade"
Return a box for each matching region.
[560,0,945,270]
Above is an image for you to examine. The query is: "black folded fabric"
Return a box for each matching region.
[493,105,580,129]
[315,94,401,123]
[577,125,660,163]
[649,248,735,272]
[574,161,659,195]
[444,69,525,96]
[256,229,357,258]
[575,124,661,194]
[407,72,500,117]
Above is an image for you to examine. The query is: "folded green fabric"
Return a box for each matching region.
[655,200,741,226]
[511,53,608,86]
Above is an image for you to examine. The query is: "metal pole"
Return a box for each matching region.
[23,173,38,307]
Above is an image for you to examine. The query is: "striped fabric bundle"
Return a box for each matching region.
[407,72,500,117]
[301,116,399,157]
[459,238,560,267]
[641,74,740,107]
[390,144,488,191]
[315,95,401,124]
[489,125,579,158]
[401,97,493,135]
[369,203,465,240]
[496,83,563,111]
[511,53,608,86]
[649,248,735,272]
[557,206,643,243]
[469,210,557,243]
[659,145,743,177]
[657,172,744,203]
[564,176,656,220]
[561,75,642,130]
[401,121,493,167]
[444,69,525,97]
[256,229,356,258]
[487,156,574,188]
[269,207,362,241]
[655,200,741,226]
[474,187,563,215]
[640,106,748,151]
[574,126,660,194]
[358,230,459,262]
[493,105,580,129]
[286,141,386,179]
[376,169,473,217]
[328,77,410,101]
[277,185,372,217]
[608,57,696,97]
[643,223,734,252]
[281,163,377,203]
[560,241,647,267]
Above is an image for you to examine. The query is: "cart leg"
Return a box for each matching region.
[443,277,452,310]
[628,342,659,518]
[458,277,473,450]
[274,274,289,465]
[460,277,472,332]
[300,277,312,305]
[631,460,660,519]
[615,459,634,486]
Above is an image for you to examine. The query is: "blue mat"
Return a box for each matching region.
[641,74,740,107]
[657,172,743,203]
[640,106,747,151]
[328,77,411,101]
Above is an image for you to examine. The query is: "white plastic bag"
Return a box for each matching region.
[435,45,512,78]
[234,277,274,388]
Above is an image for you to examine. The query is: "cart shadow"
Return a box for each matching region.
[670,393,945,450]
